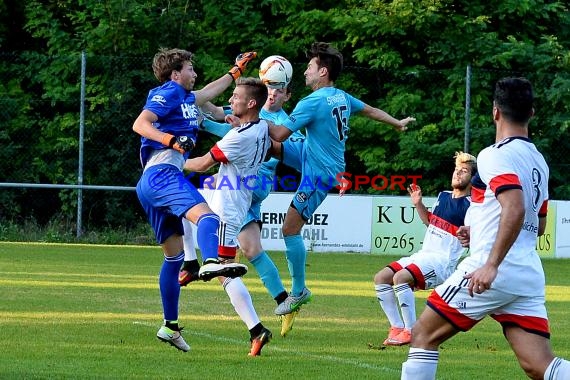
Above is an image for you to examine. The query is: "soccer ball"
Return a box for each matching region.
[258,55,293,89]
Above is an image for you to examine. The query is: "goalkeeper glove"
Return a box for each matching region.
[161,133,196,154]
[228,51,257,80]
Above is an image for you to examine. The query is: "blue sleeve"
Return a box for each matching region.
[201,118,232,138]
[348,93,365,115]
[282,95,317,133]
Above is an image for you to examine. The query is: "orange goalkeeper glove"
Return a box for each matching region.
[161,134,196,154]
[228,51,257,80]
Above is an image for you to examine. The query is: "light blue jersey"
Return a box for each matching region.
[281,87,364,220]
[282,87,364,178]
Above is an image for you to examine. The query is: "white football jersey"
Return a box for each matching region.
[208,119,271,227]
[458,137,549,296]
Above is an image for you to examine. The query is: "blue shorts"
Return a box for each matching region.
[136,164,206,244]
[281,139,335,221]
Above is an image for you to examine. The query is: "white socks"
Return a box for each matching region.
[223,277,260,329]
[401,348,438,380]
[544,357,570,380]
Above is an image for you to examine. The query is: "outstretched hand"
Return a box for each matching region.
[396,116,416,131]
[228,51,257,80]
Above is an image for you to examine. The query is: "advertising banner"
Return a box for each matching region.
[191,191,568,257]
[259,193,372,252]
[554,201,570,258]
[370,196,436,255]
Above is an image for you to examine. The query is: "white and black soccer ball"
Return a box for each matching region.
[258,55,293,89]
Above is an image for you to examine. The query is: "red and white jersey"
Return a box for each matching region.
[208,119,271,227]
[459,136,549,296]
[421,191,470,264]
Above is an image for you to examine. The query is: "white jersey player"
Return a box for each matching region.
[401,77,570,379]
[374,151,476,346]
[183,77,273,356]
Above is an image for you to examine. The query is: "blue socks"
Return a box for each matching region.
[159,251,184,322]
[250,251,286,299]
[284,234,306,296]
[196,213,220,261]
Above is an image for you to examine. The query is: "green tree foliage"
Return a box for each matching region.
[0,0,568,230]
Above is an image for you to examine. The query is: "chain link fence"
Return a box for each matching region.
[0,52,568,239]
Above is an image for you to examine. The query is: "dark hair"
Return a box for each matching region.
[152,48,194,83]
[306,42,343,81]
[236,77,268,111]
[493,77,534,124]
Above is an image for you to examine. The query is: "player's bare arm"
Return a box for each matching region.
[267,121,292,142]
[194,52,257,106]
[408,184,430,225]
[184,153,217,173]
[200,101,226,121]
[464,188,525,296]
[133,109,172,143]
[359,104,415,131]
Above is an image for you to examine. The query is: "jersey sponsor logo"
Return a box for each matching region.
[150,95,167,105]
[326,93,347,105]
[295,192,308,203]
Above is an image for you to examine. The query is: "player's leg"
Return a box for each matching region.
[373,264,404,344]
[401,306,457,380]
[239,220,288,303]
[388,266,418,345]
[185,202,248,281]
[498,295,570,379]
[401,267,484,379]
[219,276,272,356]
[505,326,559,379]
[179,218,200,286]
[273,205,311,314]
[136,171,189,351]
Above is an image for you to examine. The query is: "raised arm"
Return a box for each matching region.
[408,184,430,226]
[194,52,257,106]
[359,104,415,131]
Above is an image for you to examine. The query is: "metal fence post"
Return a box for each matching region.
[77,51,86,238]
[464,64,471,153]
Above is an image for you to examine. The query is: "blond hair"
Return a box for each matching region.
[454,151,477,175]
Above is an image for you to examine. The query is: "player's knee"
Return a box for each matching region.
[374,268,393,285]
[517,355,551,380]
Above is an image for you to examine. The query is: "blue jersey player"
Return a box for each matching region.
[133,47,256,352]
[268,42,416,317]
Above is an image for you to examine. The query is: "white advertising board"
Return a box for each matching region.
[191,190,569,257]
[554,200,570,258]
[259,193,372,252]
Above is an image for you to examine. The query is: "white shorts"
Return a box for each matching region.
[427,268,550,336]
[390,250,457,290]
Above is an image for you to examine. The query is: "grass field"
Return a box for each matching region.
[1,242,569,379]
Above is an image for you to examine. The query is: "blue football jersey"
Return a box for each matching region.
[139,81,201,167]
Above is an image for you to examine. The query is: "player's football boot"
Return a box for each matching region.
[385,328,411,346]
[249,327,272,356]
[198,259,248,281]
[280,309,299,337]
[274,287,312,315]
[382,326,404,346]
[156,325,190,352]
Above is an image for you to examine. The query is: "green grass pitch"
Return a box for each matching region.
[1,242,569,379]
